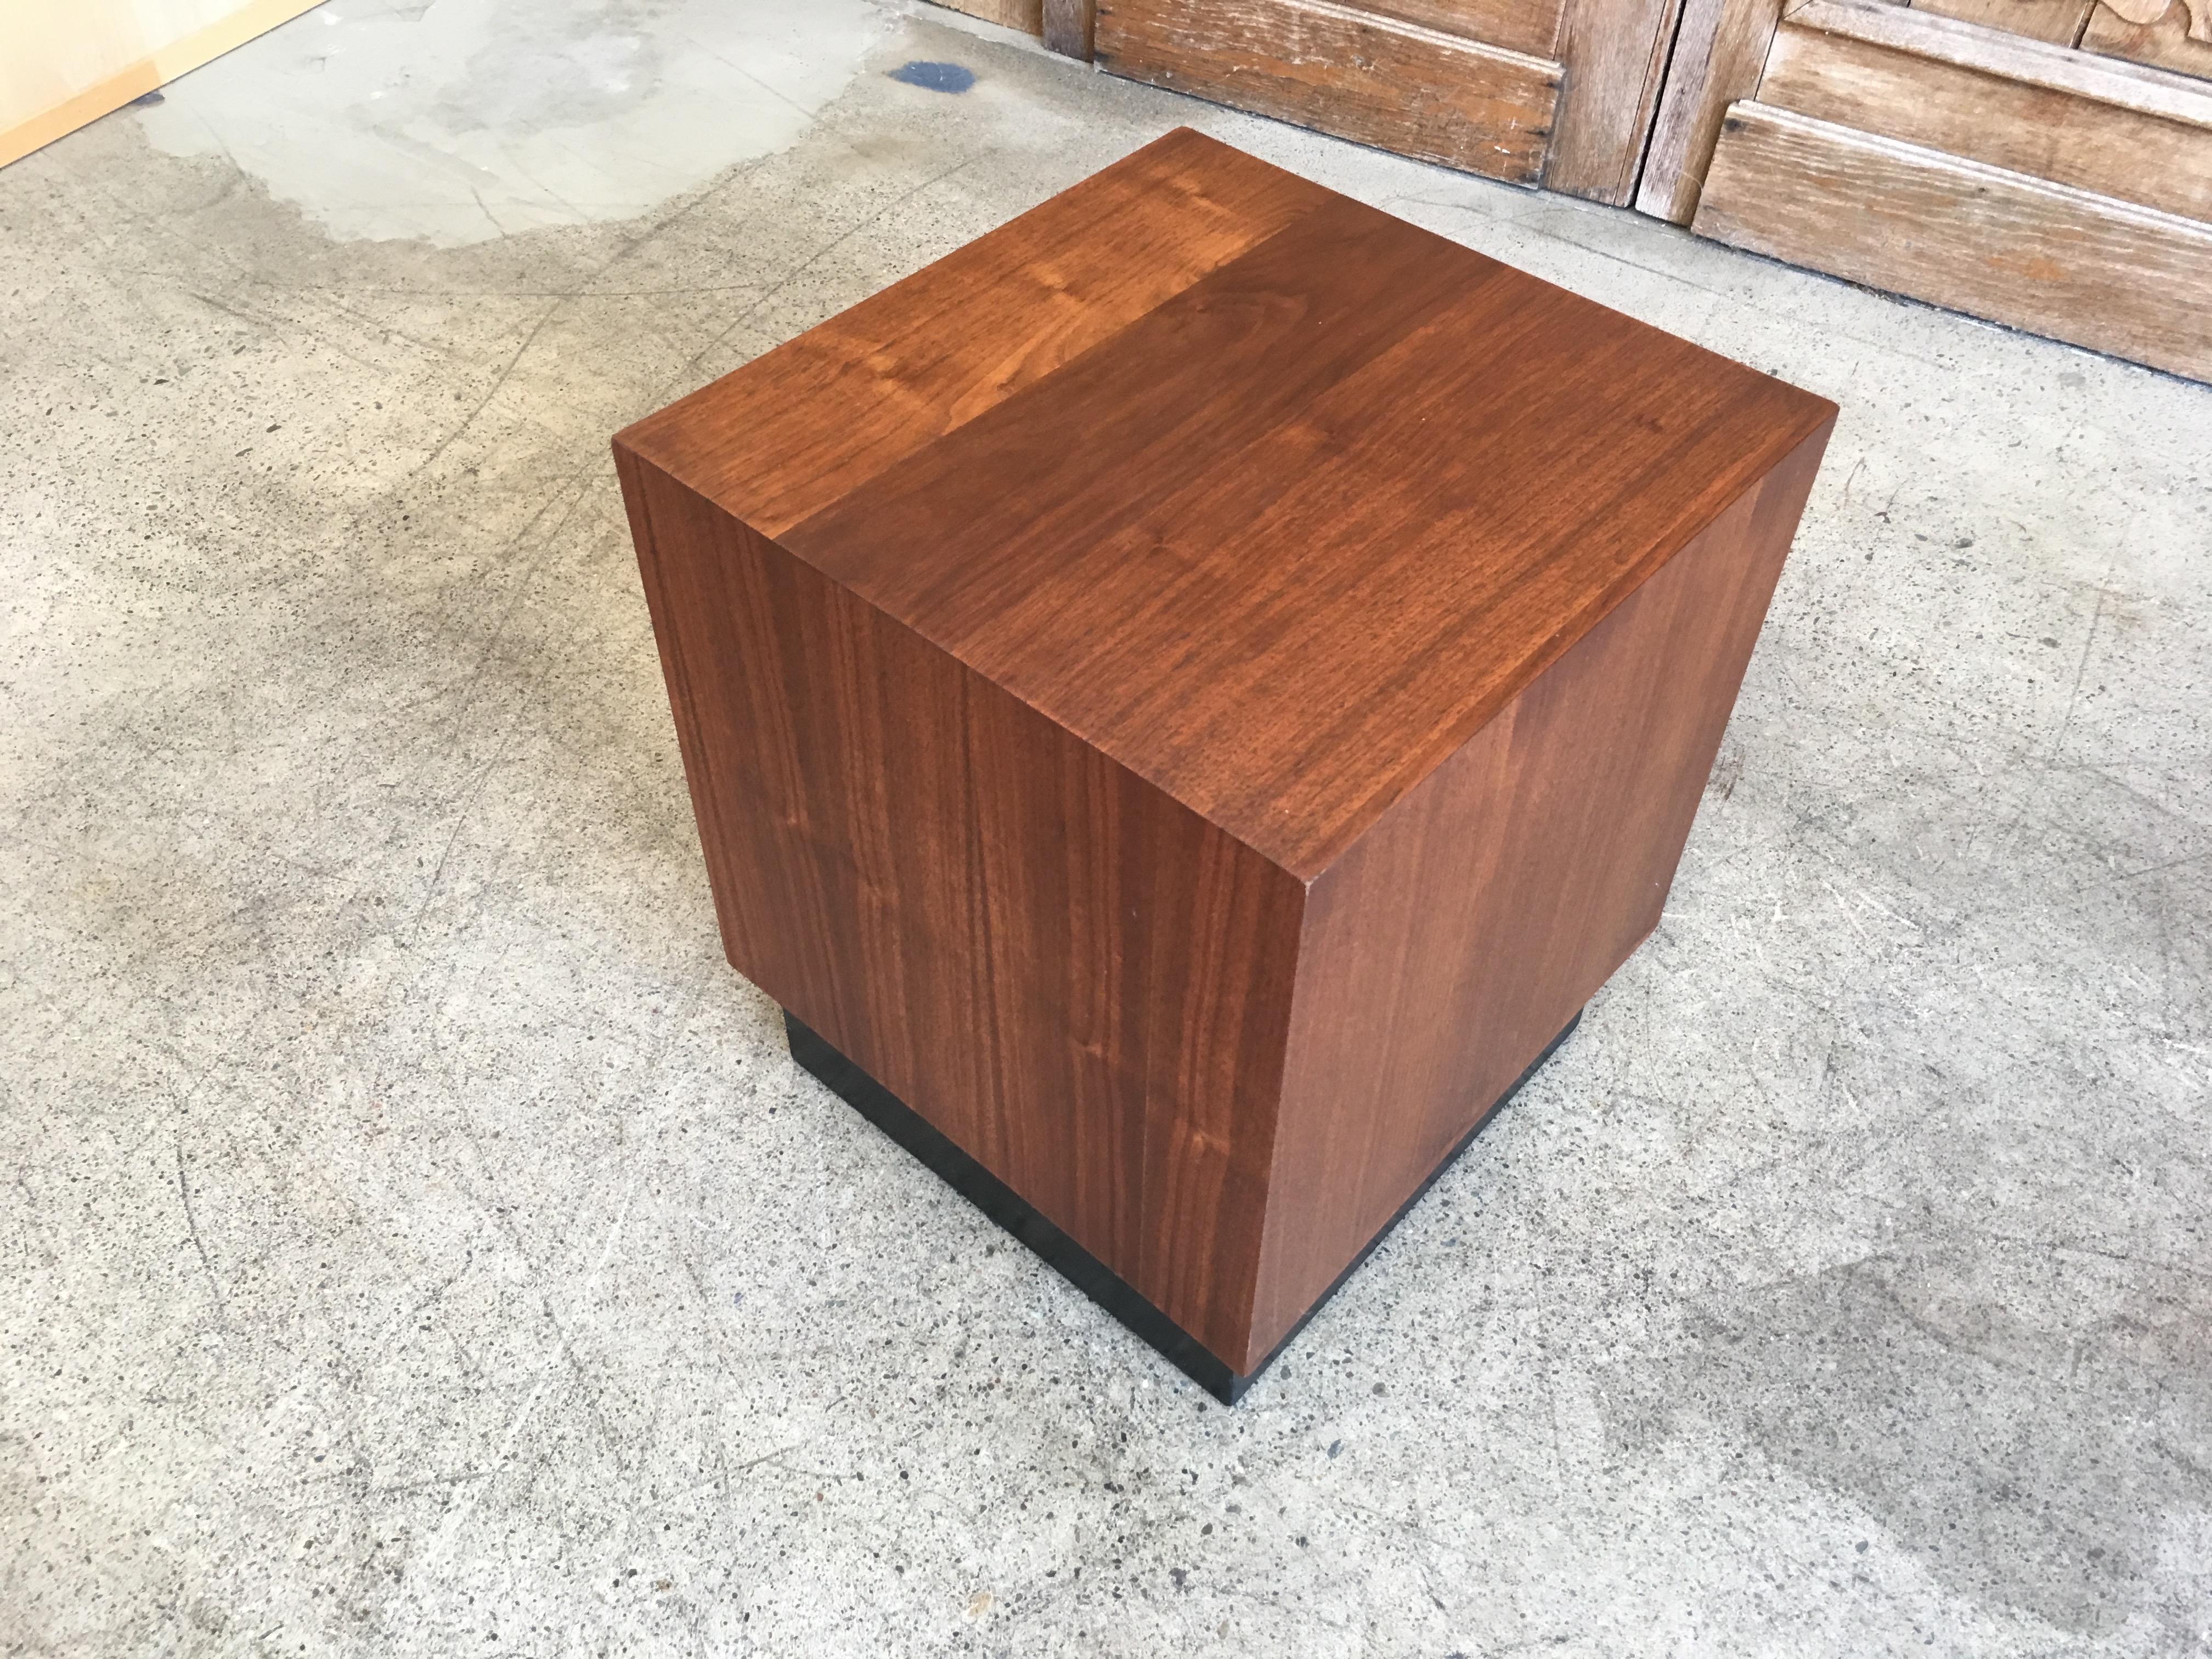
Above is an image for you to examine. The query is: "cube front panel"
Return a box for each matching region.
[620,455,1306,1367]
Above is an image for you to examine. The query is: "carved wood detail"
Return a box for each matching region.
[2098,0,2210,38]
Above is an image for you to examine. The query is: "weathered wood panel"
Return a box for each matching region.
[1043,0,1099,55]
[1763,0,2212,220]
[1545,0,1686,202]
[2081,0,2212,79]
[1636,0,1787,221]
[926,0,1046,33]
[1094,0,1562,184]
[1909,0,2093,46]
[1357,0,1567,56]
[1695,101,2212,381]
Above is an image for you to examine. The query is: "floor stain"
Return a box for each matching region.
[889,59,977,93]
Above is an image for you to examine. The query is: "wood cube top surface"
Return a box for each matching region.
[618,128,1836,881]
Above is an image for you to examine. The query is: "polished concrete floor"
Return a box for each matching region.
[3,1,2209,1653]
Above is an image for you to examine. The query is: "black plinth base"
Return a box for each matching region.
[784,1007,1581,1404]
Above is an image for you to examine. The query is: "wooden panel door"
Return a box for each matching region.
[1072,0,2209,376]
[1090,0,1685,204]
[1639,0,2212,380]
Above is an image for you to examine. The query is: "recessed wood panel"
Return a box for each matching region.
[1909,0,2093,46]
[1695,101,2212,381]
[1094,0,1563,183]
[1357,0,1567,56]
[1637,0,1787,221]
[926,0,1047,32]
[1762,0,2212,220]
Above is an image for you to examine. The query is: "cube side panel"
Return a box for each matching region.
[1248,422,1833,1362]
[619,450,1304,1365]
[616,440,753,961]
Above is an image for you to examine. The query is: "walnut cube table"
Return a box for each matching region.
[613,128,1835,1403]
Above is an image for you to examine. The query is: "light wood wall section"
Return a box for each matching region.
[1695,101,2212,379]
[2,0,324,170]
[1912,0,2094,46]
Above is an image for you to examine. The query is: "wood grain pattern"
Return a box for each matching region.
[924,0,1046,33]
[616,129,1836,1378]
[1043,0,1099,55]
[1094,0,1563,183]
[1763,0,2212,220]
[1788,0,2212,125]
[2083,0,2212,78]
[1695,101,2212,381]
[1636,0,1787,221]
[1253,424,1829,1358]
[1545,0,1686,202]
[776,193,1825,878]
[1908,0,2094,46]
[1357,0,1568,56]
[2100,0,2212,33]
[624,129,1333,541]
[618,454,1302,1362]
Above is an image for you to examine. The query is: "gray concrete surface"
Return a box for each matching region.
[2,1,2208,1652]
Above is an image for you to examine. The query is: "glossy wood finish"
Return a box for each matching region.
[627,132,1330,545]
[619,463,1302,1359]
[616,129,1836,1377]
[1255,428,1826,1354]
